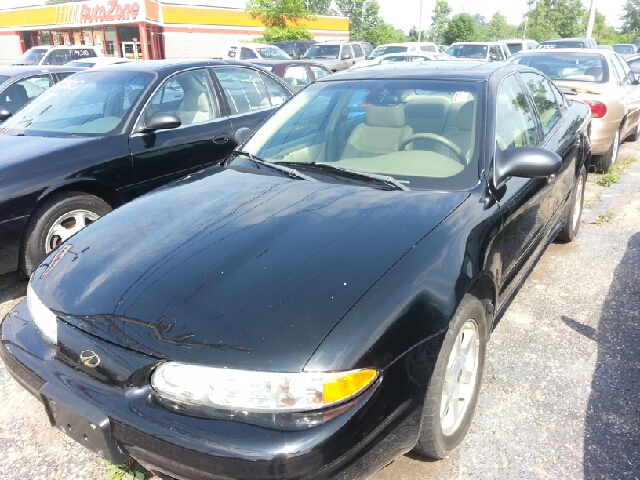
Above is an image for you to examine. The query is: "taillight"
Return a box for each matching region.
[584,100,607,118]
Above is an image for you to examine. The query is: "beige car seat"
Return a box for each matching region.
[404,96,452,150]
[342,105,413,158]
[442,101,475,161]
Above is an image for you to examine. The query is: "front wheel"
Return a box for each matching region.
[556,165,587,243]
[414,294,487,459]
[21,192,112,275]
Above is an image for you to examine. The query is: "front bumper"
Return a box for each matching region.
[1,300,434,480]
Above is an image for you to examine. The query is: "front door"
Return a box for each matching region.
[129,68,233,196]
[122,42,142,60]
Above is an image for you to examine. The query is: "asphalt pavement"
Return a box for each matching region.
[1,143,639,480]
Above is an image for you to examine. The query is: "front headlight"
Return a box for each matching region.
[26,283,57,344]
[151,362,377,413]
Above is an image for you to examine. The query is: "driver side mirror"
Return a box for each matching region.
[494,146,562,187]
[341,53,352,60]
[136,112,181,134]
[233,127,253,146]
[489,54,498,61]
[0,107,12,122]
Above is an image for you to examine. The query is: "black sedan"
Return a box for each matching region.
[0,60,293,275]
[1,61,591,479]
[0,66,82,120]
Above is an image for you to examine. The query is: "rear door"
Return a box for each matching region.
[129,68,233,195]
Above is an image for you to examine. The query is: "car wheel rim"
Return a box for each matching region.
[45,209,99,253]
[572,173,585,231]
[440,320,480,436]
[611,130,619,165]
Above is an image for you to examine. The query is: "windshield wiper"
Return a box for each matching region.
[231,151,316,182]
[274,162,409,191]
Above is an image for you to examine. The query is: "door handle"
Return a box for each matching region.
[213,134,230,144]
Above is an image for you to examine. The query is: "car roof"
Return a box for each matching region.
[249,59,327,67]
[0,65,84,77]
[515,48,607,55]
[320,60,523,82]
[451,41,506,45]
[89,59,263,74]
[540,37,592,42]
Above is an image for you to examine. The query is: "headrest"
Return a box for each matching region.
[5,83,28,102]
[457,101,475,131]
[365,105,405,128]
[584,66,603,81]
[405,96,451,119]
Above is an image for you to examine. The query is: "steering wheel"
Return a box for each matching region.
[399,133,467,165]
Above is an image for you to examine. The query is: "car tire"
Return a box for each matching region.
[627,121,640,142]
[21,192,112,275]
[556,165,587,243]
[414,294,487,459]
[593,127,620,172]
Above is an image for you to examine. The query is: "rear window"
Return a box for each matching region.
[369,46,408,58]
[613,45,635,54]
[538,40,585,49]
[506,43,524,54]
[510,53,609,83]
[420,45,437,52]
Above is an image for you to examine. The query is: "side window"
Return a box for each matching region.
[71,48,96,60]
[420,45,437,52]
[215,67,272,114]
[284,43,296,57]
[340,45,353,59]
[628,58,640,74]
[283,65,311,87]
[56,72,75,81]
[0,75,52,113]
[521,72,562,135]
[549,81,567,111]
[352,43,363,58]
[614,54,636,84]
[240,47,258,60]
[496,75,538,149]
[43,49,70,65]
[310,65,330,80]
[381,55,406,63]
[144,69,219,126]
[259,72,290,106]
[609,55,625,84]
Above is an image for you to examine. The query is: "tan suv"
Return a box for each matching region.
[302,40,365,72]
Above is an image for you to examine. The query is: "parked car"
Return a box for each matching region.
[501,38,539,54]
[538,38,598,49]
[446,42,511,60]
[598,45,614,51]
[42,46,103,65]
[0,60,591,480]
[367,42,438,59]
[249,59,331,88]
[224,44,291,60]
[356,40,374,57]
[302,40,366,71]
[13,46,52,65]
[509,49,640,170]
[0,66,81,121]
[66,57,133,68]
[625,52,640,77]
[0,60,294,275]
[267,40,316,59]
[437,44,449,53]
[348,51,453,70]
[612,43,638,57]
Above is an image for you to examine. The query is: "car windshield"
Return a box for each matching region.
[255,47,290,59]
[613,44,635,54]
[538,40,585,49]
[14,48,48,65]
[506,43,524,54]
[241,79,483,191]
[1,70,154,137]
[303,45,340,59]
[446,44,487,59]
[369,46,408,58]
[510,53,609,83]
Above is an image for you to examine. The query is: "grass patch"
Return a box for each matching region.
[598,166,621,187]
[593,211,615,226]
[618,155,637,169]
[106,459,146,480]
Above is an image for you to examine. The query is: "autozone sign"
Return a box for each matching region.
[55,0,143,25]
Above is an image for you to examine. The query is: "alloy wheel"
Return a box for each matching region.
[440,319,480,436]
[45,209,99,253]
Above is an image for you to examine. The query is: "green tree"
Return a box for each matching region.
[443,13,475,44]
[621,0,640,35]
[305,0,333,15]
[336,0,404,46]
[246,0,313,40]
[485,12,518,40]
[427,0,453,44]
[524,0,587,41]
[407,26,428,42]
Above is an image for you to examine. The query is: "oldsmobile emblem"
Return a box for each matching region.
[79,350,101,368]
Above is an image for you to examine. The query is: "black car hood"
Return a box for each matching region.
[32,168,468,371]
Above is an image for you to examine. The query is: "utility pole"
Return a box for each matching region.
[418,0,424,42]
[586,0,597,38]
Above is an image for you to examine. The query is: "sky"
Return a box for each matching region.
[0,0,628,31]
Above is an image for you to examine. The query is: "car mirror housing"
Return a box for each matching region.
[0,107,12,121]
[341,53,352,60]
[233,127,253,146]
[495,146,562,187]
[137,113,181,133]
